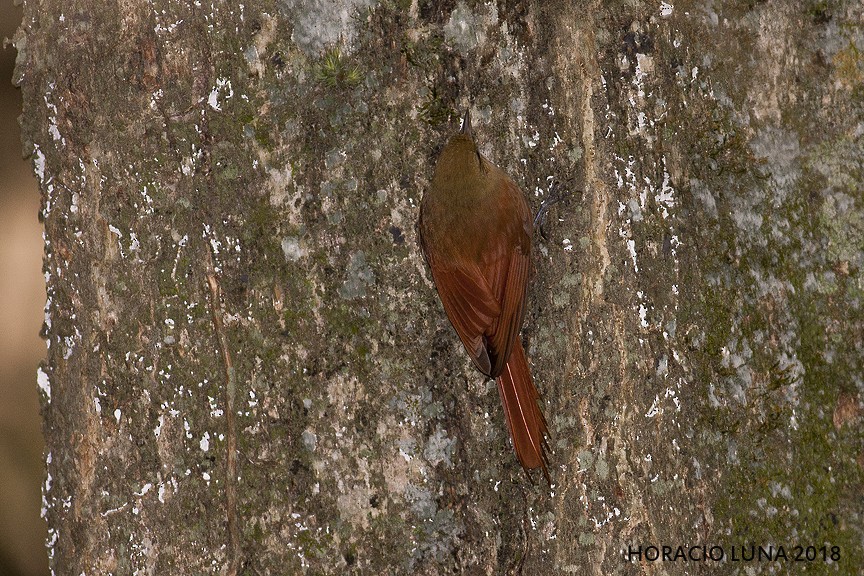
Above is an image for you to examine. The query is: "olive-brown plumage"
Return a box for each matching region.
[419,111,549,481]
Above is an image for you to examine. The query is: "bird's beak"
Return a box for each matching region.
[461,109,472,135]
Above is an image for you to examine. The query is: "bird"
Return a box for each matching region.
[418,109,550,483]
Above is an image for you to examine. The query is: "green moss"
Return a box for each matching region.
[717,356,863,565]
[295,527,332,557]
[401,34,443,70]
[702,188,864,566]
[253,120,275,149]
[833,40,863,86]
[314,47,363,89]
[322,303,365,345]
[418,86,457,126]
[244,202,281,252]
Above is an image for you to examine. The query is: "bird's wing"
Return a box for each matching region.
[421,178,532,378]
[423,255,500,376]
[479,175,532,377]
[482,241,530,377]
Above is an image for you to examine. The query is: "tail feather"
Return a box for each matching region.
[496,342,550,483]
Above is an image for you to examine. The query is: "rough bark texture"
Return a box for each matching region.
[17,0,863,574]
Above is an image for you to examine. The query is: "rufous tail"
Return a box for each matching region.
[496,342,550,483]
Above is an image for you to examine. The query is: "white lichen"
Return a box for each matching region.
[37,367,51,402]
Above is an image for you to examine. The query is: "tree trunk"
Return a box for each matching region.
[17,0,863,573]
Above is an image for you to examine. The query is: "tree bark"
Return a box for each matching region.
[17,0,863,574]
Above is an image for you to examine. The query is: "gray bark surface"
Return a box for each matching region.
[17,0,863,574]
